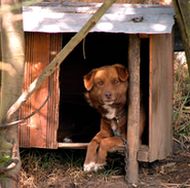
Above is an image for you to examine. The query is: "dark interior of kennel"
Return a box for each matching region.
[57,32,149,144]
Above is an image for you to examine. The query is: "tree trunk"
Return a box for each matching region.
[173,0,190,75]
[0,0,24,187]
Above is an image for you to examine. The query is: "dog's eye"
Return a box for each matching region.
[112,79,120,85]
[97,80,104,87]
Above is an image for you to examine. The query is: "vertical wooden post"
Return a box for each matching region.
[149,34,173,161]
[126,34,140,184]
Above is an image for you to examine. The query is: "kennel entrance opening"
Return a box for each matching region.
[57,32,130,145]
[57,32,150,147]
[19,32,150,149]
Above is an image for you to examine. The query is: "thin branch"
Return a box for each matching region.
[161,182,190,187]
[0,143,19,174]
[0,159,19,174]
[6,0,117,121]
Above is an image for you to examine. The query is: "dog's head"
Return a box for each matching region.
[83,64,129,108]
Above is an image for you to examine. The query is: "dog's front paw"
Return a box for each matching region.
[83,162,105,172]
[83,162,96,172]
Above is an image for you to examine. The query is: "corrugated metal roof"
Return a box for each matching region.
[23,2,175,34]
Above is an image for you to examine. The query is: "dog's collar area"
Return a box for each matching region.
[114,114,123,124]
[111,115,125,137]
[103,109,126,125]
[113,110,126,123]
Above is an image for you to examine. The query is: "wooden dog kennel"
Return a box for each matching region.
[19,2,174,164]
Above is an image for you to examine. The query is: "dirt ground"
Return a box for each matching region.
[19,50,190,187]
[19,142,190,188]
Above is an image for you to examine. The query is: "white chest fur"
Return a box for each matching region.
[103,105,116,120]
[111,121,117,131]
[103,105,121,136]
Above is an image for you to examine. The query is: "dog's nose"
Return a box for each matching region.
[104,92,112,99]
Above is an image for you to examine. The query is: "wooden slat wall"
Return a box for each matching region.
[149,34,173,161]
[19,33,62,148]
[46,34,62,148]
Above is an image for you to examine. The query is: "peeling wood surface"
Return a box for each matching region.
[22,2,174,33]
[19,33,62,149]
[149,34,173,161]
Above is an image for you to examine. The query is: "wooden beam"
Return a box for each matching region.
[137,145,149,162]
[58,142,88,149]
[126,34,140,184]
[149,34,173,162]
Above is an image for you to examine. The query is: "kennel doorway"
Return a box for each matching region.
[57,32,130,144]
[18,31,150,148]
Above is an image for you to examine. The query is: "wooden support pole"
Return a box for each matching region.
[126,34,140,184]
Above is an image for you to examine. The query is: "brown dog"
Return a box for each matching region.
[83,64,130,172]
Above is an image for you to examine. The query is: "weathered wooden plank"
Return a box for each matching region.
[19,33,61,148]
[46,0,171,4]
[46,34,62,148]
[22,2,174,34]
[137,145,149,162]
[149,34,173,162]
[58,142,88,149]
[28,33,50,148]
[126,34,140,184]
[18,33,31,147]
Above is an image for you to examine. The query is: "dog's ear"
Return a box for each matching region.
[83,70,95,91]
[114,64,129,81]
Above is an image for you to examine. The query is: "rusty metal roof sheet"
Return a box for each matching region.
[23,2,175,34]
